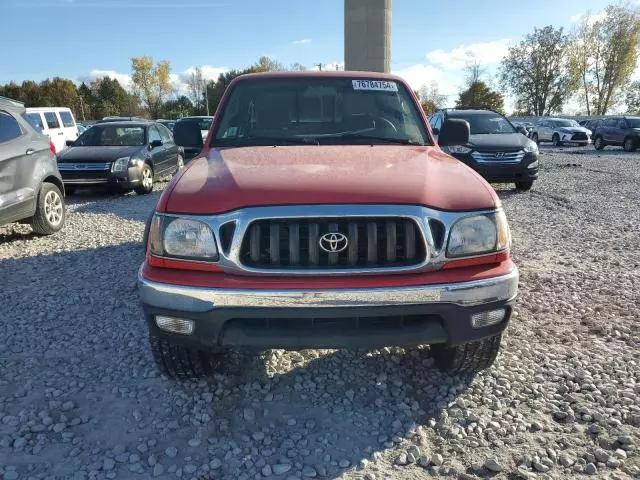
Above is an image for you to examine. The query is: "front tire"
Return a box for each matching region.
[623,137,636,152]
[594,136,605,150]
[515,180,534,191]
[552,133,562,147]
[30,182,65,235]
[432,334,502,375]
[149,335,219,379]
[134,164,154,195]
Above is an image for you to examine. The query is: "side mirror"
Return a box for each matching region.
[173,121,204,150]
[65,140,75,147]
[431,127,440,135]
[516,126,528,135]
[438,119,470,146]
[149,139,163,149]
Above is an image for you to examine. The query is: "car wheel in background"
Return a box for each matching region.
[532,133,539,144]
[594,136,605,150]
[623,137,636,152]
[515,180,534,191]
[31,182,65,235]
[552,133,562,147]
[149,335,221,379]
[431,333,502,374]
[135,164,154,195]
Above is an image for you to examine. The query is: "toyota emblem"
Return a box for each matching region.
[318,232,349,253]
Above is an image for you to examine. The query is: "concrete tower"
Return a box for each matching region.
[344,0,392,73]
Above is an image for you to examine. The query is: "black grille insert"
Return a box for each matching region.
[240,218,427,269]
[571,132,588,141]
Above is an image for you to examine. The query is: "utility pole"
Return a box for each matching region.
[204,80,210,116]
[315,63,324,71]
[79,96,86,121]
[345,0,391,72]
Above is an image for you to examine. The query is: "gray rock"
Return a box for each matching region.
[532,461,549,473]
[209,459,222,470]
[516,467,537,479]
[395,453,408,466]
[261,464,272,476]
[301,465,317,477]
[585,463,597,475]
[338,459,350,468]
[165,446,178,458]
[485,457,503,472]
[431,453,444,466]
[594,448,610,463]
[559,454,575,467]
[153,464,164,477]
[103,458,115,471]
[273,464,291,475]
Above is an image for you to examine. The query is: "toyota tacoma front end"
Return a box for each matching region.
[137,72,519,378]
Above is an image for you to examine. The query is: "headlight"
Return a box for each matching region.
[524,140,538,153]
[148,215,218,261]
[447,211,510,258]
[527,160,539,169]
[443,145,472,154]
[112,156,130,172]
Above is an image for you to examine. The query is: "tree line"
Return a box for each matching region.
[0,56,300,121]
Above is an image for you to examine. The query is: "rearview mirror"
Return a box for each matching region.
[149,139,163,149]
[65,140,75,147]
[438,119,470,146]
[173,121,204,150]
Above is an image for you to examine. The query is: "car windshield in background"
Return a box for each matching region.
[627,118,640,128]
[184,118,212,131]
[213,78,430,146]
[449,113,516,135]
[74,125,145,146]
[553,119,580,127]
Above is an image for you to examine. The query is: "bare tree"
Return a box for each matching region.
[186,67,204,114]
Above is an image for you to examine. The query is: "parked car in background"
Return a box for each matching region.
[592,116,640,151]
[25,107,79,153]
[156,119,176,131]
[57,120,183,195]
[77,123,88,135]
[0,97,66,234]
[178,115,214,141]
[429,108,539,191]
[139,71,519,379]
[532,118,591,146]
[579,119,601,135]
[512,121,535,138]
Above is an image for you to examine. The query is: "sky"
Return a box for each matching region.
[1,0,625,113]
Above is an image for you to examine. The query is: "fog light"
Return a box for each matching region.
[156,315,194,335]
[471,309,506,328]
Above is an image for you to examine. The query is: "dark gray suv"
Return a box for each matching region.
[0,96,66,235]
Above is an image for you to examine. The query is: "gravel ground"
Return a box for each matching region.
[0,146,638,480]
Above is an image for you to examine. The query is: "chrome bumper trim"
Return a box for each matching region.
[138,267,518,313]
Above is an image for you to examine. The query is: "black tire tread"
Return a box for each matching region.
[149,335,217,379]
[515,180,534,191]
[433,334,502,375]
[30,182,65,235]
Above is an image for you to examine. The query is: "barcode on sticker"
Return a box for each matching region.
[352,80,398,92]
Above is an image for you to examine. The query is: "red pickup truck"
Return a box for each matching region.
[138,72,518,379]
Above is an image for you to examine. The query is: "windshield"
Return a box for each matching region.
[184,118,213,131]
[212,78,430,146]
[552,119,580,127]
[627,118,640,128]
[448,113,516,135]
[73,125,146,146]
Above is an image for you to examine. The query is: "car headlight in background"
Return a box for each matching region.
[442,145,473,154]
[524,140,538,153]
[112,156,130,172]
[148,215,218,261]
[527,160,539,169]
[447,211,510,258]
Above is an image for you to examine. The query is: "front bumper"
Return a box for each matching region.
[60,164,143,189]
[452,152,539,183]
[138,267,518,349]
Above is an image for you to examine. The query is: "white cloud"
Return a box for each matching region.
[426,39,511,70]
[570,11,607,24]
[79,69,132,89]
[393,64,446,91]
[292,39,312,45]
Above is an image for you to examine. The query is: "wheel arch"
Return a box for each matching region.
[41,175,65,198]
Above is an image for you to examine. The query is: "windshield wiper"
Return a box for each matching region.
[246,135,319,146]
[335,133,424,145]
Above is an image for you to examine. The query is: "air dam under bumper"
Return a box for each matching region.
[138,268,518,349]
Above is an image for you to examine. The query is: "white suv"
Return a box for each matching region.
[25,107,79,153]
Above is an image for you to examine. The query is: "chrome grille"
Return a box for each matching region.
[240,218,426,269]
[57,162,111,171]
[471,151,525,164]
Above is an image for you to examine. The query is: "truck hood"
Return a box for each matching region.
[162,145,499,214]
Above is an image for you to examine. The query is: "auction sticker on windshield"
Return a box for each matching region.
[352,80,398,92]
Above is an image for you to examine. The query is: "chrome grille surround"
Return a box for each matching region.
[152,205,506,276]
[471,151,525,165]
[57,162,112,171]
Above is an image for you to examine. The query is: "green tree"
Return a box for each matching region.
[161,95,194,119]
[417,81,447,115]
[131,56,174,118]
[253,56,285,72]
[571,4,640,115]
[456,81,504,112]
[500,26,575,116]
[0,82,23,102]
[626,80,640,114]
